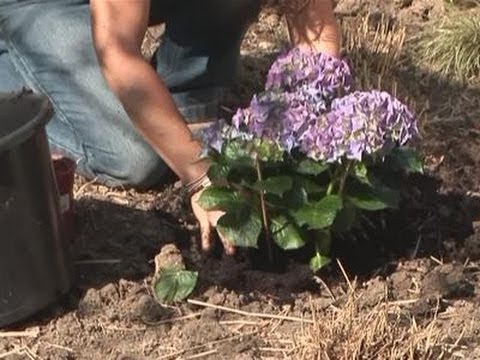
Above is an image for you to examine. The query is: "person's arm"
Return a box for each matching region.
[286,0,341,57]
[90,0,234,254]
[90,0,208,184]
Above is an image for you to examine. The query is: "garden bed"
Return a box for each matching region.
[1,1,480,359]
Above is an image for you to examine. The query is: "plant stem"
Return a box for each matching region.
[326,166,339,195]
[338,161,352,196]
[326,182,334,195]
[255,158,274,265]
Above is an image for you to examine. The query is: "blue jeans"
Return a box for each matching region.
[0,0,259,187]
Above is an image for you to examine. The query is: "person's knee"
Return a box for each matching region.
[80,142,169,188]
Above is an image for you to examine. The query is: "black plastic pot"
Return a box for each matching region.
[0,91,73,327]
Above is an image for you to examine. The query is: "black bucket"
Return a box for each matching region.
[0,91,73,327]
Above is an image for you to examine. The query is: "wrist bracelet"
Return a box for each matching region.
[185,172,212,197]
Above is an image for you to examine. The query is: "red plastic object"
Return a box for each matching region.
[52,156,76,242]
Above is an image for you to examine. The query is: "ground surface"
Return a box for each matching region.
[2,1,480,359]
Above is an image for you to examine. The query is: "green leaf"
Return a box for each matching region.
[347,183,399,211]
[297,159,329,175]
[309,254,331,272]
[293,195,343,230]
[270,215,305,250]
[217,208,262,248]
[332,204,357,233]
[254,176,293,196]
[207,163,231,181]
[198,186,242,211]
[389,147,424,174]
[223,140,252,162]
[283,186,309,208]
[153,268,198,303]
[253,139,285,162]
[353,163,371,185]
[296,176,325,194]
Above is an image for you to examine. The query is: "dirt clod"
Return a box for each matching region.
[421,264,475,300]
[77,288,102,315]
[133,294,165,323]
[360,277,387,307]
[99,283,119,302]
[154,244,185,272]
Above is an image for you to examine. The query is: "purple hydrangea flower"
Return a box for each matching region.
[300,91,418,162]
[232,90,321,152]
[200,119,253,155]
[266,47,354,100]
[199,119,229,154]
[204,48,418,164]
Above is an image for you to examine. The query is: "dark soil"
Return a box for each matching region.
[2,1,480,359]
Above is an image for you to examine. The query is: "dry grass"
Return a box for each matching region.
[445,0,480,10]
[415,9,480,82]
[294,290,465,359]
[341,14,407,94]
[339,14,431,132]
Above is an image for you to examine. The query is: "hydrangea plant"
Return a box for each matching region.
[198,48,423,271]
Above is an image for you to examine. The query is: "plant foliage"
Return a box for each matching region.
[199,48,423,271]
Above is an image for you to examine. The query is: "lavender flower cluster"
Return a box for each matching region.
[199,119,252,155]
[201,47,418,163]
[231,90,321,152]
[300,91,418,162]
[266,47,353,99]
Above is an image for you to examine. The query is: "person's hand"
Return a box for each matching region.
[190,189,236,255]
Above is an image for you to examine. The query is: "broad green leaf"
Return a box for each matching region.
[283,186,309,208]
[347,183,399,211]
[153,268,198,303]
[296,176,325,194]
[217,208,262,248]
[332,204,357,233]
[297,159,329,175]
[253,139,284,162]
[309,254,331,272]
[270,215,305,250]
[224,140,252,161]
[207,163,231,181]
[254,176,293,196]
[389,147,424,174]
[293,195,343,230]
[198,186,242,211]
[353,163,371,185]
[227,166,257,186]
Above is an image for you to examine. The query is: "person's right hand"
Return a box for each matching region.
[190,189,236,255]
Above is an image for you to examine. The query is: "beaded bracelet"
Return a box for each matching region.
[185,172,212,197]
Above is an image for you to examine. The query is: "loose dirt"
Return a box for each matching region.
[1,1,480,359]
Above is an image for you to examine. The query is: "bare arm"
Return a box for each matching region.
[286,0,341,57]
[90,0,208,184]
[90,0,234,254]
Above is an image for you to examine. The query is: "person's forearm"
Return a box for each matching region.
[101,51,208,184]
[287,0,341,57]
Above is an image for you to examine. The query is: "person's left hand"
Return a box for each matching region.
[190,189,236,255]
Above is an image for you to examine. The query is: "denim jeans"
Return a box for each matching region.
[0,0,259,187]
